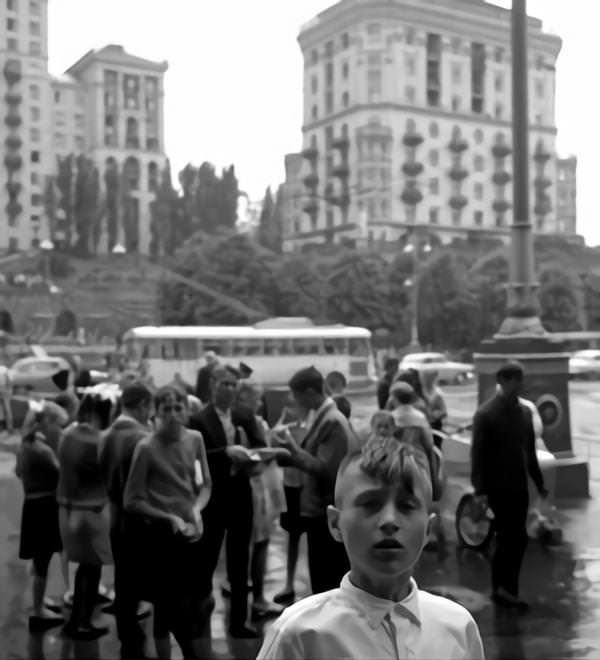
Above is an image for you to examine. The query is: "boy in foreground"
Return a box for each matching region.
[257,437,484,660]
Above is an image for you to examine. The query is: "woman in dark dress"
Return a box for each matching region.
[16,402,68,628]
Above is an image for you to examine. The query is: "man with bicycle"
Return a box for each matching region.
[471,361,548,610]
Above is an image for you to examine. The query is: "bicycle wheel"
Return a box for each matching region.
[455,493,495,551]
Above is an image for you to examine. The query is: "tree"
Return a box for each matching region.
[104,161,120,251]
[73,155,100,256]
[469,253,510,340]
[120,164,138,252]
[538,269,581,332]
[257,186,284,253]
[149,161,179,258]
[55,155,75,247]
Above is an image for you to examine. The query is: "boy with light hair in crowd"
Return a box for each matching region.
[258,437,484,660]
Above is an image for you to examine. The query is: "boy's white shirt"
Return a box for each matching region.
[257,573,485,660]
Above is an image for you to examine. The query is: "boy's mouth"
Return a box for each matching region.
[373,539,403,549]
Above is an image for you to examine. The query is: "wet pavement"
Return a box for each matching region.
[1,384,599,659]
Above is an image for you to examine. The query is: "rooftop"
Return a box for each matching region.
[65,44,168,77]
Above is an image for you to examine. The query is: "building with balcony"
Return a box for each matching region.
[0,0,52,251]
[556,155,576,235]
[284,0,571,250]
[0,0,168,254]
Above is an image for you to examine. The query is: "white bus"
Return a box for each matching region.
[122,318,376,391]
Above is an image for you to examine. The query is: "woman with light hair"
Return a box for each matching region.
[234,378,287,619]
[16,401,69,628]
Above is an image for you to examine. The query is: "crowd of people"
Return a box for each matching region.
[11,348,550,660]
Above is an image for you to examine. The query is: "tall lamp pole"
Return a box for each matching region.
[497,0,545,337]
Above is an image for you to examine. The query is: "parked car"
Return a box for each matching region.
[400,352,475,385]
[569,350,600,380]
[9,356,72,398]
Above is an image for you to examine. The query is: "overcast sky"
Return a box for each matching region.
[48,0,598,244]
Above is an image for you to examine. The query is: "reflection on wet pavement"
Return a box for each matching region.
[1,459,600,659]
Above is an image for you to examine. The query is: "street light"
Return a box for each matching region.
[403,236,432,351]
[40,239,54,283]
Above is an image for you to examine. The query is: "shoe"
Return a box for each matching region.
[96,585,115,604]
[29,611,64,631]
[251,602,285,620]
[42,597,64,614]
[63,621,110,640]
[228,623,260,639]
[273,590,295,606]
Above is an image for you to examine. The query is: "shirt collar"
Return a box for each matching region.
[215,406,232,420]
[340,573,421,629]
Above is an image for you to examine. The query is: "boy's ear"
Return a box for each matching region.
[327,505,344,543]
[425,512,436,544]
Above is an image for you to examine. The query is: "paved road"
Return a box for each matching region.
[0,384,599,659]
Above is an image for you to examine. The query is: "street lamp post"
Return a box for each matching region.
[404,232,431,352]
[40,238,54,283]
[473,0,589,498]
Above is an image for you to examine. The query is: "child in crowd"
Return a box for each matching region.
[325,371,352,420]
[258,437,484,660]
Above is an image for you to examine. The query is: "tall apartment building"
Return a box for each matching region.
[0,0,168,254]
[283,0,567,251]
[0,0,52,251]
[556,155,576,235]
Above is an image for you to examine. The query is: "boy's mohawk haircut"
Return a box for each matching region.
[338,436,433,505]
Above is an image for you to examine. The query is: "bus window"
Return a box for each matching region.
[293,338,322,355]
[232,339,246,357]
[323,337,346,354]
[349,337,369,357]
[264,339,288,355]
[245,339,263,356]
[141,344,150,359]
[200,340,225,356]
[177,339,198,359]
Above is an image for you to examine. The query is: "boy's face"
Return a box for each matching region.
[328,461,432,582]
[373,417,394,438]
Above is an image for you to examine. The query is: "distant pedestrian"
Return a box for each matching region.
[195,351,219,404]
[376,358,398,410]
[471,361,548,609]
[0,362,13,433]
[421,369,447,434]
[325,371,352,420]
[257,438,484,660]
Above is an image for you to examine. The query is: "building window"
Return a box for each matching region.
[474,210,483,226]
[29,41,41,56]
[326,209,334,228]
[451,63,462,84]
[31,193,41,205]
[496,215,504,227]
[381,199,389,216]
[405,85,415,103]
[342,91,349,108]
[54,133,66,147]
[325,91,333,114]
[6,17,16,30]
[474,182,483,200]
[311,105,318,120]
[325,125,334,148]
[54,90,61,103]
[494,72,504,92]
[31,172,39,185]
[7,38,18,51]
[30,127,40,142]
[30,1,41,15]
[29,21,40,35]
[31,107,40,121]
[405,54,415,75]
[367,70,382,101]
[535,55,545,70]
[405,27,415,45]
[429,121,439,137]
[326,61,334,86]
[535,78,545,99]
[325,40,334,58]
[311,75,318,94]
[7,0,15,9]
[451,37,462,54]
[474,128,484,144]
[31,215,40,224]
[8,237,19,250]
[429,150,439,166]
[427,90,439,107]
[75,135,84,151]
[429,207,439,224]
[494,47,505,63]
[452,211,461,226]
[495,103,504,119]
[75,113,84,129]
[311,49,318,65]
[341,32,350,49]
[31,151,40,164]
[429,178,439,194]
[367,23,381,37]
[536,113,543,124]
[29,84,40,100]
[342,61,349,79]
[452,96,461,112]
[474,155,484,171]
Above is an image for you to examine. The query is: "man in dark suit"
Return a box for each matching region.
[188,365,265,639]
[194,351,219,404]
[471,361,547,610]
[274,366,359,594]
[99,382,153,659]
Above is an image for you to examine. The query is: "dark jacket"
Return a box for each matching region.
[293,399,359,518]
[195,365,214,404]
[377,374,393,410]
[99,415,149,520]
[471,394,545,495]
[188,404,266,499]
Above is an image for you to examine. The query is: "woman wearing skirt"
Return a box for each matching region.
[57,393,114,640]
[16,403,68,629]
